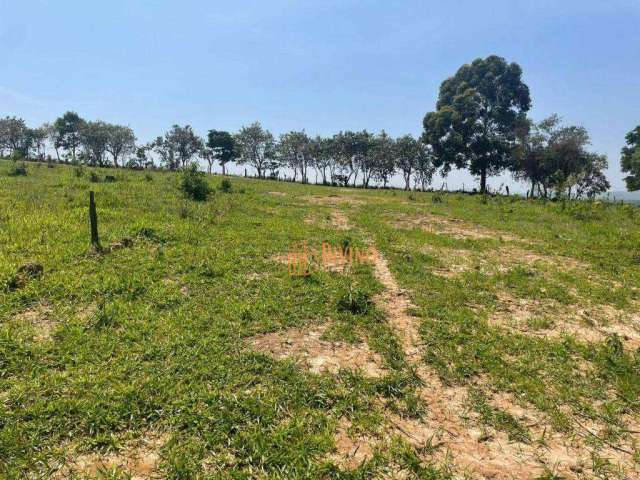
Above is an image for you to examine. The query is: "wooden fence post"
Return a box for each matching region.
[89,191,101,251]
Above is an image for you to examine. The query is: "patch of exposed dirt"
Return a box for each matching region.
[303,194,364,206]
[366,247,639,479]
[266,191,287,197]
[76,303,98,322]
[392,213,521,242]
[424,244,585,278]
[330,418,376,469]
[490,292,640,351]
[330,210,351,230]
[15,301,56,341]
[57,431,167,479]
[248,324,387,378]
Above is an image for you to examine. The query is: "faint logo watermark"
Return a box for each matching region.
[287,241,377,276]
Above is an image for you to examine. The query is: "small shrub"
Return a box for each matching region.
[144,172,153,182]
[73,165,85,178]
[90,302,117,329]
[219,178,233,193]
[432,194,443,204]
[337,286,372,315]
[89,171,100,183]
[180,164,210,201]
[340,237,352,256]
[104,175,116,183]
[8,163,27,176]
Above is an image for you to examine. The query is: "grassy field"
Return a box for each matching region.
[1,160,639,479]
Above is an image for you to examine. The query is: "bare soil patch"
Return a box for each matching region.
[424,244,585,278]
[366,248,638,478]
[392,213,521,242]
[266,191,287,197]
[330,418,376,469]
[58,431,167,479]
[15,301,55,341]
[248,324,387,378]
[490,292,640,351]
[330,210,351,230]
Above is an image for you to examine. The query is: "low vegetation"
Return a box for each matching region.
[1,161,639,479]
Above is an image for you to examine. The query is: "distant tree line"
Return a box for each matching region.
[1,55,626,199]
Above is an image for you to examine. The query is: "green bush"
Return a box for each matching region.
[180,164,210,201]
[89,171,100,183]
[337,286,372,315]
[219,178,232,193]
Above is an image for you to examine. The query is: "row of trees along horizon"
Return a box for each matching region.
[2,56,640,198]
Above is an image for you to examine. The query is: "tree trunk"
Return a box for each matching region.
[480,167,487,194]
[222,164,226,176]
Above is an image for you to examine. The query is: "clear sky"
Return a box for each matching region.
[1,0,639,191]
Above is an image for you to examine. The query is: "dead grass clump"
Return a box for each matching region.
[248,324,386,378]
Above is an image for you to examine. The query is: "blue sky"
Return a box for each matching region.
[1,0,639,191]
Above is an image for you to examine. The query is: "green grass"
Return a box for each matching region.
[1,160,639,478]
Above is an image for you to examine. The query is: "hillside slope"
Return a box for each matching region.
[1,161,639,479]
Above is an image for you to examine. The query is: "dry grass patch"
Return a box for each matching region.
[248,324,387,378]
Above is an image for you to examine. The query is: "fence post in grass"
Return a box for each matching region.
[89,191,101,251]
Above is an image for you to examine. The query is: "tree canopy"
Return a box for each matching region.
[423,55,531,193]
[206,130,235,175]
[621,126,640,192]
